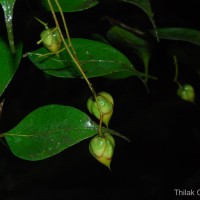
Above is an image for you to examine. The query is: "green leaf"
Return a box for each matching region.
[0,0,16,53]
[151,28,200,46]
[42,0,99,12]
[28,38,140,79]
[120,0,157,33]
[107,26,151,82]
[0,38,22,97]
[107,26,151,64]
[5,105,99,161]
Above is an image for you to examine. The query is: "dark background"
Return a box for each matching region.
[1,0,200,199]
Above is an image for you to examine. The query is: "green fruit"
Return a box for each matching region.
[40,28,62,53]
[89,133,115,169]
[87,92,114,127]
[177,84,195,103]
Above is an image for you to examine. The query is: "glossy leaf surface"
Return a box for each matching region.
[5,105,98,160]
[0,38,22,96]
[28,38,140,79]
[0,0,16,53]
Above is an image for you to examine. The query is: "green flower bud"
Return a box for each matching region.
[89,133,115,169]
[177,84,195,103]
[87,92,114,127]
[40,28,62,53]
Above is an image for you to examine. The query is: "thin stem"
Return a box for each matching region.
[35,17,49,29]
[173,55,178,82]
[173,55,181,88]
[142,56,150,93]
[48,0,103,135]
[54,0,77,58]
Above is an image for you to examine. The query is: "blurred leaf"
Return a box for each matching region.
[42,0,99,12]
[107,26,151,82]
[91,33,110,45]
[107,26,151,62]
[151,28,200,46]
[0,37,22,97]
[28,38,141,79]
[0,0,16,53]
[120,0,157,35]
[5,105,99,160]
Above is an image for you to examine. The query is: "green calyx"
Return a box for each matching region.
[87,92,114,127]
[40,28,62,53]
[177,84,195,103]
[89,133,115,169]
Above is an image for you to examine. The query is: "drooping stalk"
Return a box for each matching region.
[48,0,104,135]
[173,55,181,88]
[53,1,77,59]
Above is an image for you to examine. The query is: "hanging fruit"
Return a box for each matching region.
[89,133,115,169]
[87,92,114,127]
[35,17,62,53]
[177,84,195,103]
[38,27,62,53]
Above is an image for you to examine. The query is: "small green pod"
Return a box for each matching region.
[40,28,62,53]
[87,92,114,127]
[177,84,195,103]
[89,133,115,169]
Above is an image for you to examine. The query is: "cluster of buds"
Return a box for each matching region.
[36,18,119,170]
[87,92,115,169]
